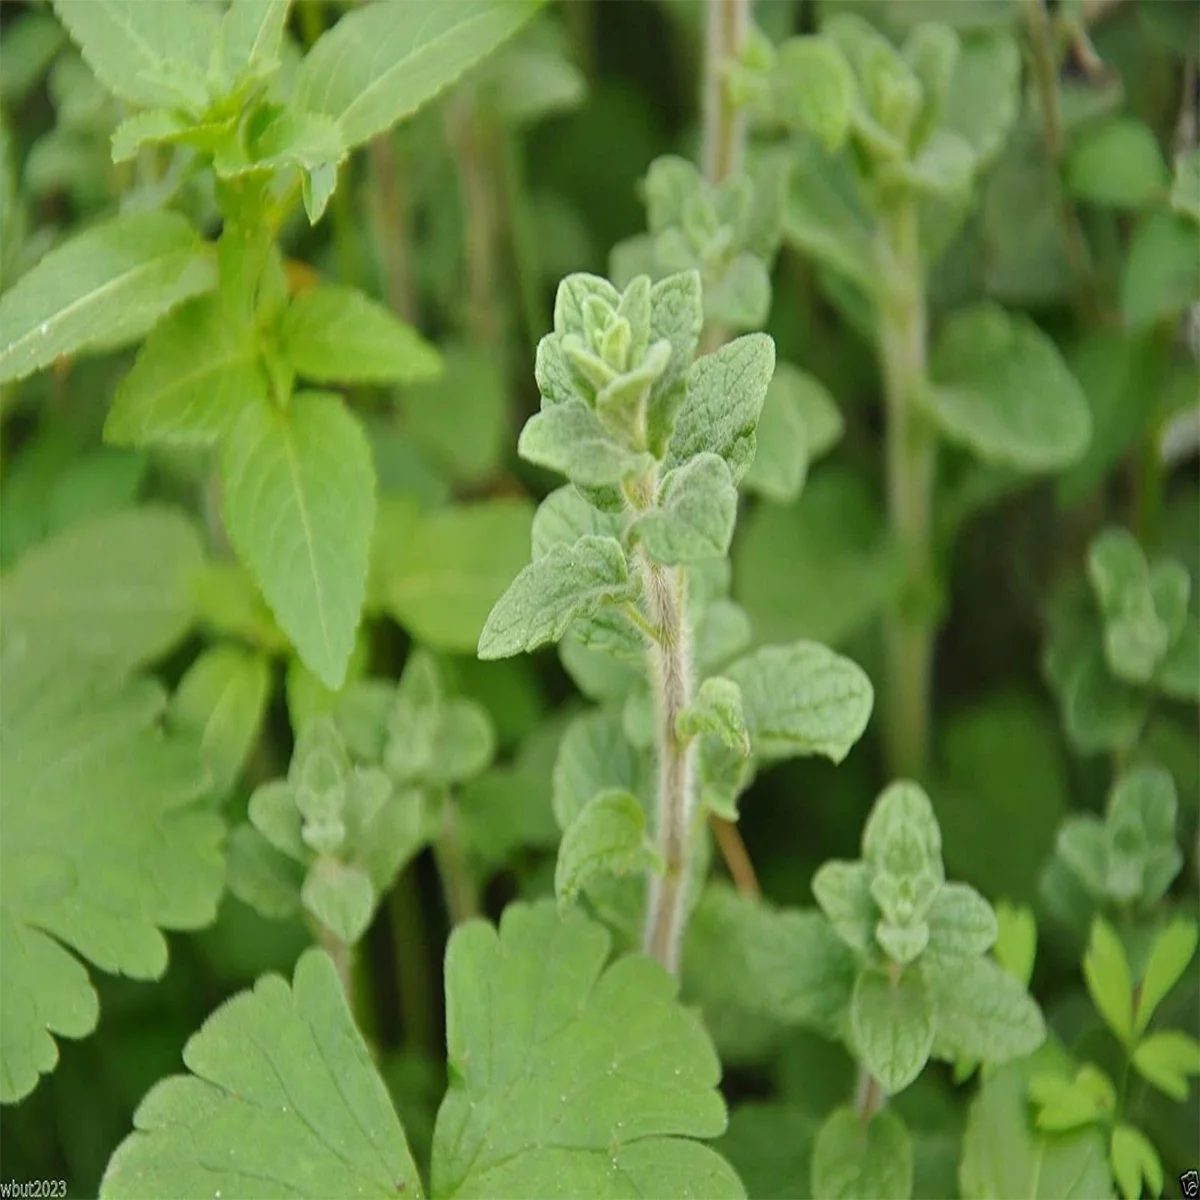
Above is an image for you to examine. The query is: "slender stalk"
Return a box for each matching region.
[434,796,479,926]
[318,923,353,1000]
[640,554,698,974]
[702,0,750,185]
[878,200,936,781]
[856,1071,884,1124]
[712,815,761,897]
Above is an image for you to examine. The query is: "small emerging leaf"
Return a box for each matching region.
[1083,917,1134,1046]
[554,789,661,911]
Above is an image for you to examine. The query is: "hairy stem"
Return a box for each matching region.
[702,0,750,184]
[878,200,936,780]
[641,555,698,974]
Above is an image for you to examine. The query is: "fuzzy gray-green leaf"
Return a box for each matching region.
[634,453,738,565]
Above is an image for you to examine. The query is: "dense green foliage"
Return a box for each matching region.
[1,0,1197,1197]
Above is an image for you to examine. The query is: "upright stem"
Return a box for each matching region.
[640,554,698,974]
[318,924,353,1000]
[878,200,936,781]
[434,796,479,926]
[702,0,749,185]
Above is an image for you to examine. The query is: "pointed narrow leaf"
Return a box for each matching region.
[1082,917,1133,1045]
[1131,1030,1200,1101]
[1134,916,1197,1035]
[0,212,215,383]
[99,949,423,1197]
[221,392,375,690]
[1110,1124,1163,1200]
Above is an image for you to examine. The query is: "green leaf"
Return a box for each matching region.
[925,883,997,960]
[1028,1065,1116,1132]
[1087,528,1170,685]
[1110,1124,1163,1200]
[725,641,873,763]
[772,37,857,151]
[220,0,290,84]
[1122,210,1200,331]
[431,902,744,1198]
[0,211,216,384]
[678,676,750,754]
[106,295,264,448]
[1104,765,1182,906]
[0,664,223,1103]
[924,956,1045,1063]
[811,1106,913,1200]
[960,1053,1113,1199]
[519,399,654,487]
[941,31,1020,169]
[555,789,661,912]
[552,710,640,831]
[221,391,375,691]
[1171,146,1200,222]
[295,0,545,149]
[925,303,1091,472]
[812,861,877,956]
[301,857,375,946]
[99,949,423,1197]
[478,536,638,661]
[281,284,442,386]
[51,0,218,111]
[1083,917,1134,1046]
[1134,917,1198,1036]
[1066,118,1169,210]
[850,967,935,1095]
[993,902,1037,988]
[168,645,271,800]
[532,486,625,559]
[668,333,776,484]
[0,506,204,676]
[633,453,737,565]
[1131,1029,1200,1102]
[374,498,534,653]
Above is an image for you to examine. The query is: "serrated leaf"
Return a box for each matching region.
[0,506,204,676]
[221,0,289,83]
[221,391,375,691]
[667,333,776,483]
[110,110,197,164]
[924,955,1044,1063]
[1110,1124,1163,1200]
[811,1106,913,1200]
[725,641,873,763]
[168,645,270,800]
[519,400,653,487]
[925,304,1091,471]
[850,967,935,1095]
[960,1052,1113,1199]
[51,0,218,111]
[1134,917,1198,1036]
[633,453,737,565]
[555,789,660,912]
[1066,118,1169,210]
[431,901,744,1198]
[1131,1030,1200,1102]
[478,536,637,661]
[0,665,223,1103]
[1083,917,1134,1046]
[281,284,442,386]
[295,0,544,149]
[772,37,857,151]
[99,949,423,1197]
[0,211,216,384]
[678,676,749,754]
[106,294,264,447]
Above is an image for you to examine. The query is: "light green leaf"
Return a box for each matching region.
[519,400,653,488]
[223,823,303,920]
[51,0,217,110]
[478,536,638,661]
[555,789,660,912]
[634,453,737,565]
[281,284,442,386]
[850,967,935,1095]
[1131,1030,1200,1102]
[925,882,997,960]
[812,861,876,956]
[301,857,375,946]
[220,0,290,83]
[811,1106,913,1200]
[106,294,264,447]
[0,662,223,1103]
[1110,1124,1163,1200]
[221,391,375,691]
[941,31,1019,168]
[0,211,215,384]
[99,949,423,1197]
[668,333,776,483]
[427,700,495,787]
[431,901,744,1198]
[725,641,873,763]
[552,710,640,831]
[1027,1065,1116,1132]
[110,110,198,164]
[1087,527,1170,685]
[1105,764,1182,905]
[531,486,625,559]
[960,1052,1113,1199]
[993,902,1037,988]
[1066,118,1169,210]
[374,498,534,654]
[168,645,270,800]
[1122,210,1200,331]
[678,676,749,754]
[295,0,544,149]
[1134,917,1198,1036]
[772,37,857,151]
[1171,146,1200,222]
[193,561,286,652]
[925,955,1045,1063]
[925,303,1091,472]
[482,41,586,126]
[0,506,204,676]
[1083,917,1134,1046]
